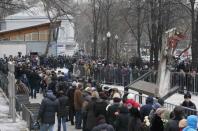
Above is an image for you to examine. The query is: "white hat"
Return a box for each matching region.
[113,93,121,99]
[127,93,135,100]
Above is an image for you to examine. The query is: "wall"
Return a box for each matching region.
[0,41,56,58]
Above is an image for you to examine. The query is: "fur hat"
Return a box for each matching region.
[113,93,121,99]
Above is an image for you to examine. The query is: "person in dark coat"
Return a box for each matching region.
[128,107,144,131]
[150,108,166,131]
[181,92,197,115]
[107,93,121,128]
[37,90,59,131]
[165,106,185,131]
[114,106,130,131]
[28,69,41,99]
[85,95,98,131]
[91,115,115,131]
[57,90,69,131]
[67,81,76,125]
[93,92,108,119]
[140,96,154,121]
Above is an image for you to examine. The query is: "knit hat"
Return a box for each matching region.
[127,93,135,100]
[152,103,161,110]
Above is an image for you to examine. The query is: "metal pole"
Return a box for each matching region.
[107,37,110,64]
[8,62,16,122]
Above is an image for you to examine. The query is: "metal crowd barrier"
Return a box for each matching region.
[0,71,9,96]
[15,94,30,112]
[170,72,198,94]
[132,92,198,116]
[22,103,40,130]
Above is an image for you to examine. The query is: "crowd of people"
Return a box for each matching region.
[0,53,198,131]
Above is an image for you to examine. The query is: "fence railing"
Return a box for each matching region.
[170,72,198,95]
[0,71,9,97]
[73,65,149,86]
[132,92,198,116]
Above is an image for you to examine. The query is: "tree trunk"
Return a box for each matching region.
[44,23,53,56]
[191,0,198,68]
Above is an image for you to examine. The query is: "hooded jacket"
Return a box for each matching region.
[140,97,153,121]
[115,106,130,131]
[38,90,59,124]
[183,115,197,131]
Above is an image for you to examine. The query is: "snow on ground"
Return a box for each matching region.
[0,89,27,131]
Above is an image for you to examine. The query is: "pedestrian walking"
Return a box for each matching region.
[37,90,59,131]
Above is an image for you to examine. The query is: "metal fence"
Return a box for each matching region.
[22,103,40,130]
[132,92,198,116]
[170,72,198,94]
[0,71,8,97]
[73,64,149,86]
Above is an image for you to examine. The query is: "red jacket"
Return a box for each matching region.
[125,99,140,109]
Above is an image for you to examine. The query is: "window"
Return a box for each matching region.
[32,32,39,41]
[10,34,24,41]
[25,32,39,41]
[25,33,31,41]
[39,30,48,41]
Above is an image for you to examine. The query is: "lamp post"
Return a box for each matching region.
[91,39,94,57]
[102,37,106,58]
[115,34,119,62]
[106,31,111,63]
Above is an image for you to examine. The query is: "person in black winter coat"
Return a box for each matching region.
[28,69,41,99]
[165,106,185,131]
[128,107,144,131]
[67,82,77,125]
[115,106,130,131]
[93,92,108,119]
[150,108,166,131]
[57,90,69,131]
[181,92,197,115]
[140,96,154,121]
[37,90,59,131]
[91,115,115,131]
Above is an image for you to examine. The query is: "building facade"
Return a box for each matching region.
[0,2,78,57]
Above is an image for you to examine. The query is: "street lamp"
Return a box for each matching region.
[106,31,111,63]
[115,34,119,62]
[91,39,94,57]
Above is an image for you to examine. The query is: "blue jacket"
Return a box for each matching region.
[183,115,197,131]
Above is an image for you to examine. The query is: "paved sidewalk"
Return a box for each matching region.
[30,93,81,131]
[0,89,27,131]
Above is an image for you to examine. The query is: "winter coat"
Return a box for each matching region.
[67,87,75,110]
[93,99,108,119]
[115,106,130,131]
[183,115,198,131]
[74,88,83,110]
[165,117,181,131]
[38,90,59,124]
[150,114,164,131]
[181,101,197,115]
[85,98,97,130]
[128,117,144,131]
[57,95,69,117]
[107,103,120,127]
[140,97,153,121]
[28,71,41,90]
[91,119,115,131]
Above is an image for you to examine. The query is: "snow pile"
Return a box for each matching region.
[0,90,27,131]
